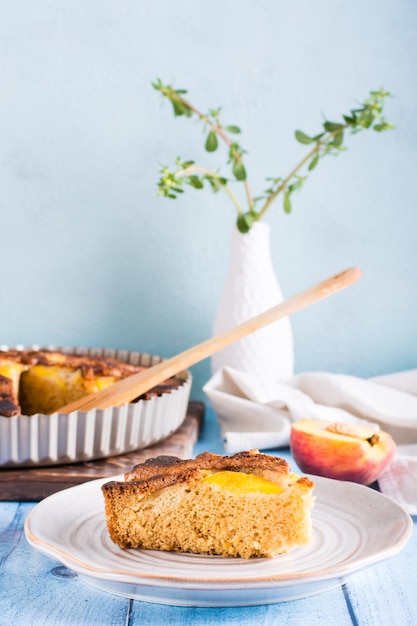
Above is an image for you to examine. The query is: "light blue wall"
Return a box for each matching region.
[0,1,416,400]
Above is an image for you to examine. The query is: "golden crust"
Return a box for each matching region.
[0,374,21,417]
[0,349,142,379]
[0,349,184,416]
[103,449,312,497]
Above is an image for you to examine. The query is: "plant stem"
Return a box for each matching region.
[256,125,349,220]
[156,83,393,231]
[176,164,244,215]
[167,89,255,211]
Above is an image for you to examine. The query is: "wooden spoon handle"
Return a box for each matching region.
[59,266,362,413]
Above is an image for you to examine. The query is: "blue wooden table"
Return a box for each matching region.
[0,407,416,626]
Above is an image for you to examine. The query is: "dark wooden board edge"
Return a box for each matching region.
[0,401,205,502]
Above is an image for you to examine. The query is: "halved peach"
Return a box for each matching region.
[290,419,396,485]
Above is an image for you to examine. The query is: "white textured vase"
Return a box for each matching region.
[211,222,294,381]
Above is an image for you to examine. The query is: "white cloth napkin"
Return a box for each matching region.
[378,445,417,515]
[203,366,417,514]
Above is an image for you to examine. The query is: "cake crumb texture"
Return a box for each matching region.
[102,450,315,559]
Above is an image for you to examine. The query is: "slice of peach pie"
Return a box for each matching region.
[102,450,315,559]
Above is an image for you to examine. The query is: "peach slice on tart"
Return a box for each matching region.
[290,419,396,486]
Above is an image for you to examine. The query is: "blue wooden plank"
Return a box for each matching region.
[0,503,130,626]
[0,406,415,625]
[342,524,417,626]
[128,589,354,626]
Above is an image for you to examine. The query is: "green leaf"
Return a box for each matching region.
[288,176,305,192]
[188,175,204,189]
[308,155,320,171]
[283,191,292,214]
[205,130,219,152]
[209,107,222,120]
[324,121,344,132]
[172,100,192,117]
[295,130,314,144]
[207,176,225,192]
[374,122,394,132]
[232,159,247,181]
[357,109,374,128]
[332,129,344,147]
[176,158,195,169]
[225,125,241,134]
[236,213,254,233]
[205,174,227,193]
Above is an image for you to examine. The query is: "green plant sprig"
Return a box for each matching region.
[153,79,393,233]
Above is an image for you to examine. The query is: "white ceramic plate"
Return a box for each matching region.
[0,346,191,467]
[24,474,413,607]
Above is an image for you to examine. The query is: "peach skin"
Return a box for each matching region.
[290,419,396,486]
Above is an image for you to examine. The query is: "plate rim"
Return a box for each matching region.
[24,473,413,588]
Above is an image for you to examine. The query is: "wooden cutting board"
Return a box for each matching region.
[0,401,204,502]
